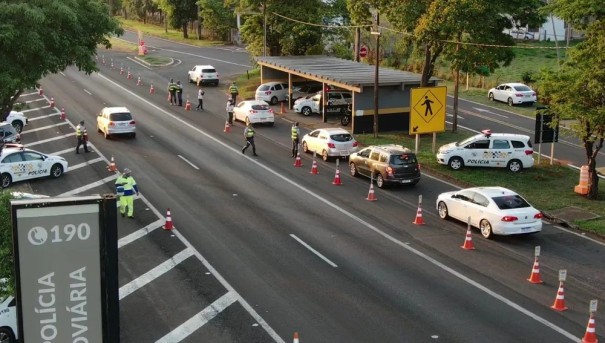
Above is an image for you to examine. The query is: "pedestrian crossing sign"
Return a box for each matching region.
[410,86,447,135]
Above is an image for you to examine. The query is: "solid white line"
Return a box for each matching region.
[290,234,338,268]
[118,219,165,248]
[22,106,51,113]
[119,248,194,300]
[551,224,605,246]
[50,147,76,156]
[22,91,38,96]
[19,122,68,134]
[25,133,74,147]
[154,292,238,343]
[178,154,200,170]
[27,111,59,120]
[158,48,252,68]
[83,89,92,95]
[24,98,46,104]
[58,174,118,197]
[69,157,104,171]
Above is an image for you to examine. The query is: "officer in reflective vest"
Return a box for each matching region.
[168,79,178,105]
[241,123,257,156]
[291,122,300,157]
[75,120,89,154]
[229,82,239,103]
[115,168,139,218]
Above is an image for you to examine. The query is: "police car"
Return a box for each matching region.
[0,295,18,342]
[436,130,534,173]
[0,146,68,188]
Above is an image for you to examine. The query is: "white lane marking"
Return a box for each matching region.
[24,98,46,104]
[119,248,194,300]
[101,73,581,343]
[551,224,605,246]
[25,133,74,147]
[178,154,200,170]
[158,48,251,68]
[22,106,51,113]
[446,113,464,120]
[118,219,165,248]
[83,89,92,95]
[69,157,104,171]
[290,234,338,268]
[58,174,118,197]
[50,147,76,156]
[19,122,68,134]
[27,111,58,120]
[126,56,153,69]
[155,292,238,343]
[22,91,39,96]
[472,107,509,119]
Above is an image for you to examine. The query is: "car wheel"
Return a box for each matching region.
[131,132,136,138]
[12,121,24,133]
[350,163,358,177]
[50,164,64,178]
[480,219,493,239]
[270,96,278,105]
[507,159,522,173]
[301,107,312,116]
[507,97,514,106]
[267,122,274,127]
[302,141,309,153]
[437,201,449,219]
[1,173,12,188]
[375,173,385,188]
[0,327,17,343]
[448,156,464,170]
[245,117,251,126]
[322,150,329,162]
[488,93,495,101]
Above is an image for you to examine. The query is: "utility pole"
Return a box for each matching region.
[371,11,381,138]
[263,2,267,56]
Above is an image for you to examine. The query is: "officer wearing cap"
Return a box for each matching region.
[115,168,139,218]
[75,120,89,154]
[291,121,300,157]
[241,122,257,156]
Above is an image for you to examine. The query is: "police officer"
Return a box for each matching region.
[291,122,300,157]
[75,120,90,154]
[242,123,258,156]
[226,99,234,125]
[176,80,183,106]
[168,79,178,105]
[115,168,139,218]
[229,82,239,103]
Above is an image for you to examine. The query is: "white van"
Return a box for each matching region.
[293,91,352,116]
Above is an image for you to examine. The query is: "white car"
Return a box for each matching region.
[187,65,219,86]
[233,100,274,126]
[0,146,68,188]
[436,130,534,172]
[301,128,359,161]
[97,107,136,139]
[488,83,537,106]
[0,295,18,342]
[255,82,289,105]
[436,186,543,239]
[6,111,28,133]
[293,91,352,116]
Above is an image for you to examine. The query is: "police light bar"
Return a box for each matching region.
[481,129,492,138]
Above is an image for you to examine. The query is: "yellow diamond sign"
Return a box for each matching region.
[410,86,447,134]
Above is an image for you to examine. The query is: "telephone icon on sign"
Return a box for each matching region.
[27,227,48,245]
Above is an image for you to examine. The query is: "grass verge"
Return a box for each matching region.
[117,17,226,47]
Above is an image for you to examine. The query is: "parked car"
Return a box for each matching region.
[288,83,323,102]
[0,146,68,188]
[349,144,421,188]
[301,128,359,161]
[436,129,534,172]
[96,107,136,139]
[436,186,543,239]
[187,65,219,86]
[0,122,20,144]
[0,295,18,343]
[508,30,534,40]
[255,82,289,105]
[232,100,275,126]
[488,83,537,106]
[6,110,28,133]
[293,91,352,116]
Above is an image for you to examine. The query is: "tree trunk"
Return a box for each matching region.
[182,24,189,39]
[586,137,603,199]
[420,43,432,87]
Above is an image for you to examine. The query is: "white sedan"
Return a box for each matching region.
[0,147,68,188]
[436,186,542,239]
[301,128,359,161]
[488,83,537,106]
[233,100,274,126]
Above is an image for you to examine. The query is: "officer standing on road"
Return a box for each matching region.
[196,86,205,111]
[115,168,139,218]
[75,120,90,154]
[176,80,183,106]
[242,123,258,156]
[226,99,234,125]
[229,82,239,103]
[168,79,177,105]
[291,121,300,157]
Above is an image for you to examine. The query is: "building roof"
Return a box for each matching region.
[256,55,437,92]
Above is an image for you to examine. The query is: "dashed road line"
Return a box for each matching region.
[290,234,338,268]
[178,154,199,170]
[58,174,118,197]
[118,219,165,248]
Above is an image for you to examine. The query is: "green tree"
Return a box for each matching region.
[538,0,604,199]
[123,0,158,23]
[154,0,198,38]
[0,0,122,121]
[199,0,235,41]
[0,191,15,298]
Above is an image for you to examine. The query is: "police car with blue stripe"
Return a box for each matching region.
[1,145,68,188]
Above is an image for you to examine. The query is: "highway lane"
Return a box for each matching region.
[33,62,604,342]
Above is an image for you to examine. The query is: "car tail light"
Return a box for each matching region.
[417,164,421,170]
[249,110,258,114]
[109,122,115,126]
[534,212,543,219]
[525,150,533,155]
[216,73,219,77]
[268,109,274,113]
[129,121,136,125]
[532,92,536,96]
[265,91,272,95]
[327,143,335,148]
[515,93,524,97]
[501,216,518,222]
[386,166,394,175]
[353,141,358,147]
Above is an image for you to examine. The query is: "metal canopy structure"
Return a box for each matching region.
[256,55,429,93]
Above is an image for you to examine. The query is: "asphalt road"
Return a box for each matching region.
[10,32,603,342]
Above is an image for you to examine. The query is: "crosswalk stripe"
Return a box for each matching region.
[19,122,69,134]
[58,174,118,197]
[25,133,74,147]
[118,219,164,248]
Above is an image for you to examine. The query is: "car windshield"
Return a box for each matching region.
[252,104,270,110]
[513,85,532,91]
[110,113,132,121]
[390,154,417,165]
[492,195,531,209]
[330,133,353,142]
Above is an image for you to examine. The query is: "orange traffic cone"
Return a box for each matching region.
[102,55,106,66]
[294,152,302,167]
[137,76,142,86]
[527,258,543,284]
[280,102,287,114]
[366,180,377,201]
[127,69,132,79]
[332,167,342,185]
[461,224,475,250]
[108,155,117,172]
[39,87,43,95]
[224,121,230,133]
[94,55,98,62]
[150,83,155,94]
[111,60,115,70]
[185,98,191,111]
[413,205,425,225]
[163,208,174,230]
[582,313,598,343]
[551,281,568,311]
[293,332,300,343]
[310,159,318,174]
[60,108,66,120]
[120,66,124,75]
[50,97,55,108]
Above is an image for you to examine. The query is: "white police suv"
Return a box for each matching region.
[0,295,18,342]
[0,146,68,188]
[436,130,534,173]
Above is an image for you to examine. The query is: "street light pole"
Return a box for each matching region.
[371,11,380,138]
[263,2,267,56]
